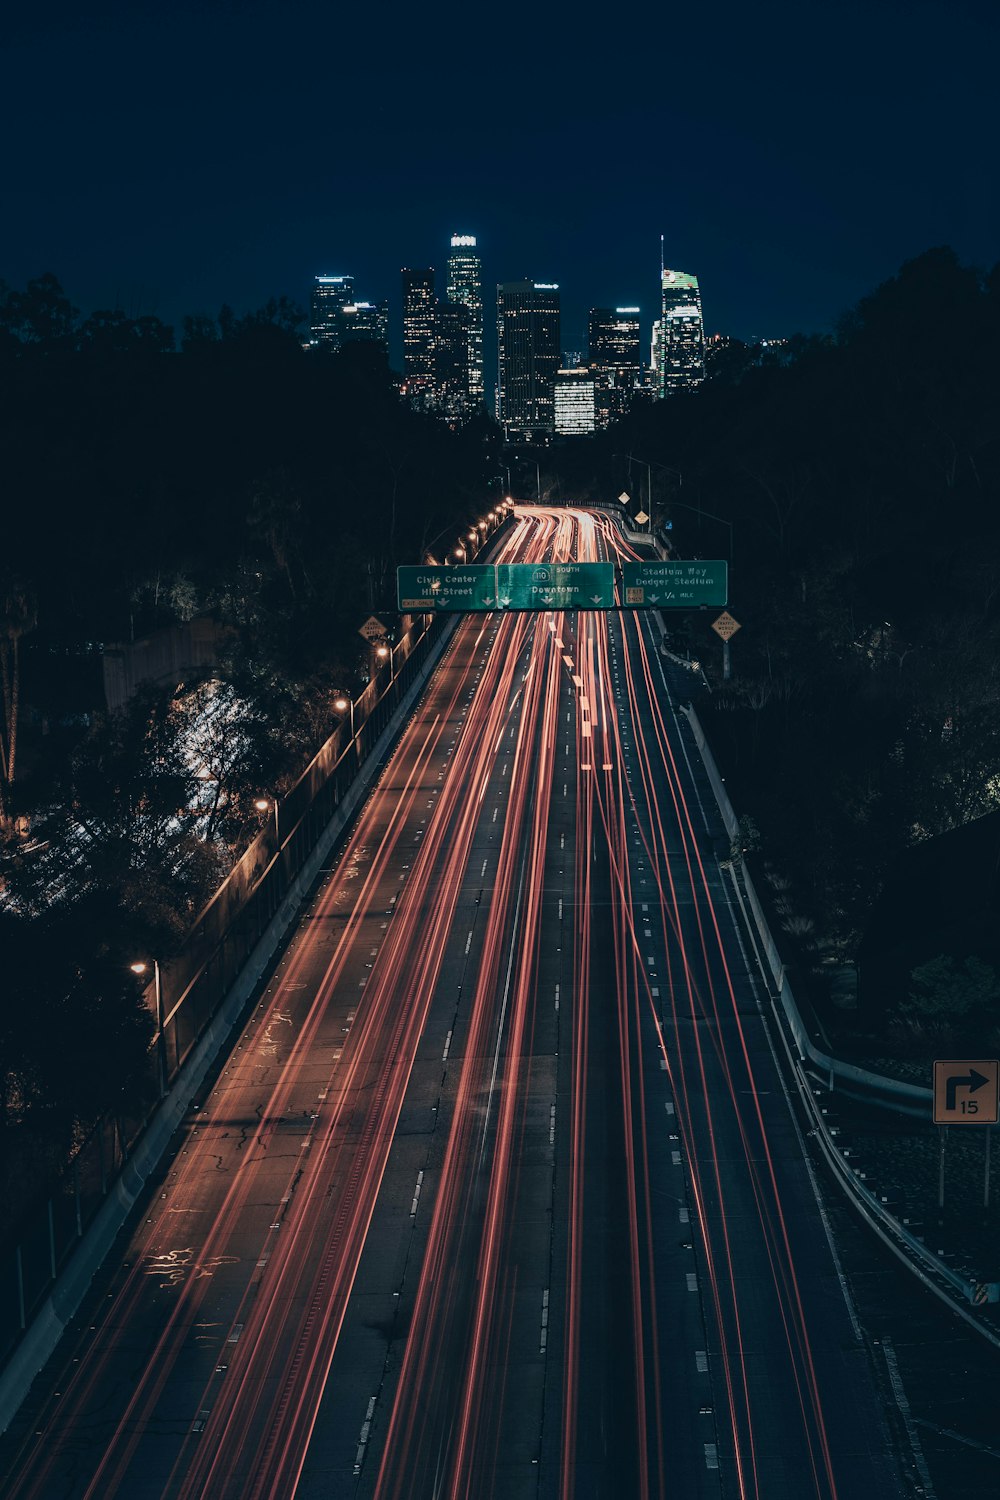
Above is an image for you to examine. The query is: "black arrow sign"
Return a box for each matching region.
[945,1067,990,1112]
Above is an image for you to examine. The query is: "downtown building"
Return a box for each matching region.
[446,235,484,410]
[496,280,561,442]
[310,275,388,355]
[402,264,474,423]
[553,368,596,435]
[310,275,355,350]
[588,306,641,427]
[657,268,706,395]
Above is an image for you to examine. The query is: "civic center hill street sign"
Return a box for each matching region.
[397,565,497,612]
[621,560,728,608]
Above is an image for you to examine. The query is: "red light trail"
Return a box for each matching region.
[0,508,904,1500]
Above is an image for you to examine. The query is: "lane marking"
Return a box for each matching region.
[410,1170,424,1217]
[442,1030,452,1062]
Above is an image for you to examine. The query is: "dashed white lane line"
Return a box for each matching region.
[410,1170,424,1217]
[442,1030,452,1062]
[539,1288,550,1353]
[465,931,473,954]
[354,1395,377,1476]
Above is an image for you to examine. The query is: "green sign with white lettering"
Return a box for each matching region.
[497,562,615,611]
[397,565,497,612]
[621,560,728,608]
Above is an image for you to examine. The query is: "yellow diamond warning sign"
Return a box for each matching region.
[711,611,741,641]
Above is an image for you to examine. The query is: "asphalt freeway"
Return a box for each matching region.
[0,507,909,1499]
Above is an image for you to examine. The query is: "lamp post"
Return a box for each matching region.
[254,795,279,848]
[130,959,166,1098]
[333,692,354,741]
[666,497,734,570]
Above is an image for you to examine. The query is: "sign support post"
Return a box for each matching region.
[986,1128,992,1212]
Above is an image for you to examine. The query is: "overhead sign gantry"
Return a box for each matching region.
[396,561,727,613]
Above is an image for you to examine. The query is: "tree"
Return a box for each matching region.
[0,272,78,348]
[3,686,224,954]
[905,954,1000,1024]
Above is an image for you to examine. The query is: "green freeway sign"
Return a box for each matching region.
[397,565,497,612]
[497,562,615,611]
[621,560,728,608]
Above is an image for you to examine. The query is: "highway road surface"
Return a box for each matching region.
[0,507,908,1499]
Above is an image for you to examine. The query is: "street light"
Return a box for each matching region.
[254,795,280,847]
[667,497,734,569]
[130,959,166,1098]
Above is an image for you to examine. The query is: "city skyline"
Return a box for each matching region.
[6,0,996,395]
[310,231,703,422]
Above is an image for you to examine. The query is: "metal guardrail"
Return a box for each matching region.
[0,513,512,1374]
[676,698,1000,1328]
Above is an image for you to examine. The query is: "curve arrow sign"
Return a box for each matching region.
[946,1067,990,1112]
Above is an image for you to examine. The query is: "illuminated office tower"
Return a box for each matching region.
[554,368,596,435]
[433,299,471,423]
[588,306,641,427]
[657,268,705,395]
[446,234,484,408]
[311,275,355,349]
[338,300,389,354]
[401,267,437,402]
[496,280,561,441]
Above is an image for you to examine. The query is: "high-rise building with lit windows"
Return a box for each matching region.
[401,267,437,401]
[446,234,484,410]
[311,275,355,349]
[338,300,389,353]
[496,280,561,441]
[554,368,596,435]
[433,299,471,423]
[657,268,705,395]
[588,306,641,427]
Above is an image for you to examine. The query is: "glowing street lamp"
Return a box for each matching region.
[333,691,355,741]
[130,958,166,1097]
[254,795,279,846]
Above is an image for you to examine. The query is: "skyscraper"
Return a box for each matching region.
[433,299,471,423]
[311,275,355,349]
[588,306,641,427]
[338,300,389,354]
[496,281,561,442]
[446,234,484,410]
[401,268,437,402]
[657,268,705,395]
[554,368,596,435]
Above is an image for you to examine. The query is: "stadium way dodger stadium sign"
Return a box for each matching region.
[621,561,728,608]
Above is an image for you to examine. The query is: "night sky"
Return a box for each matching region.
[6,0,997,377]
